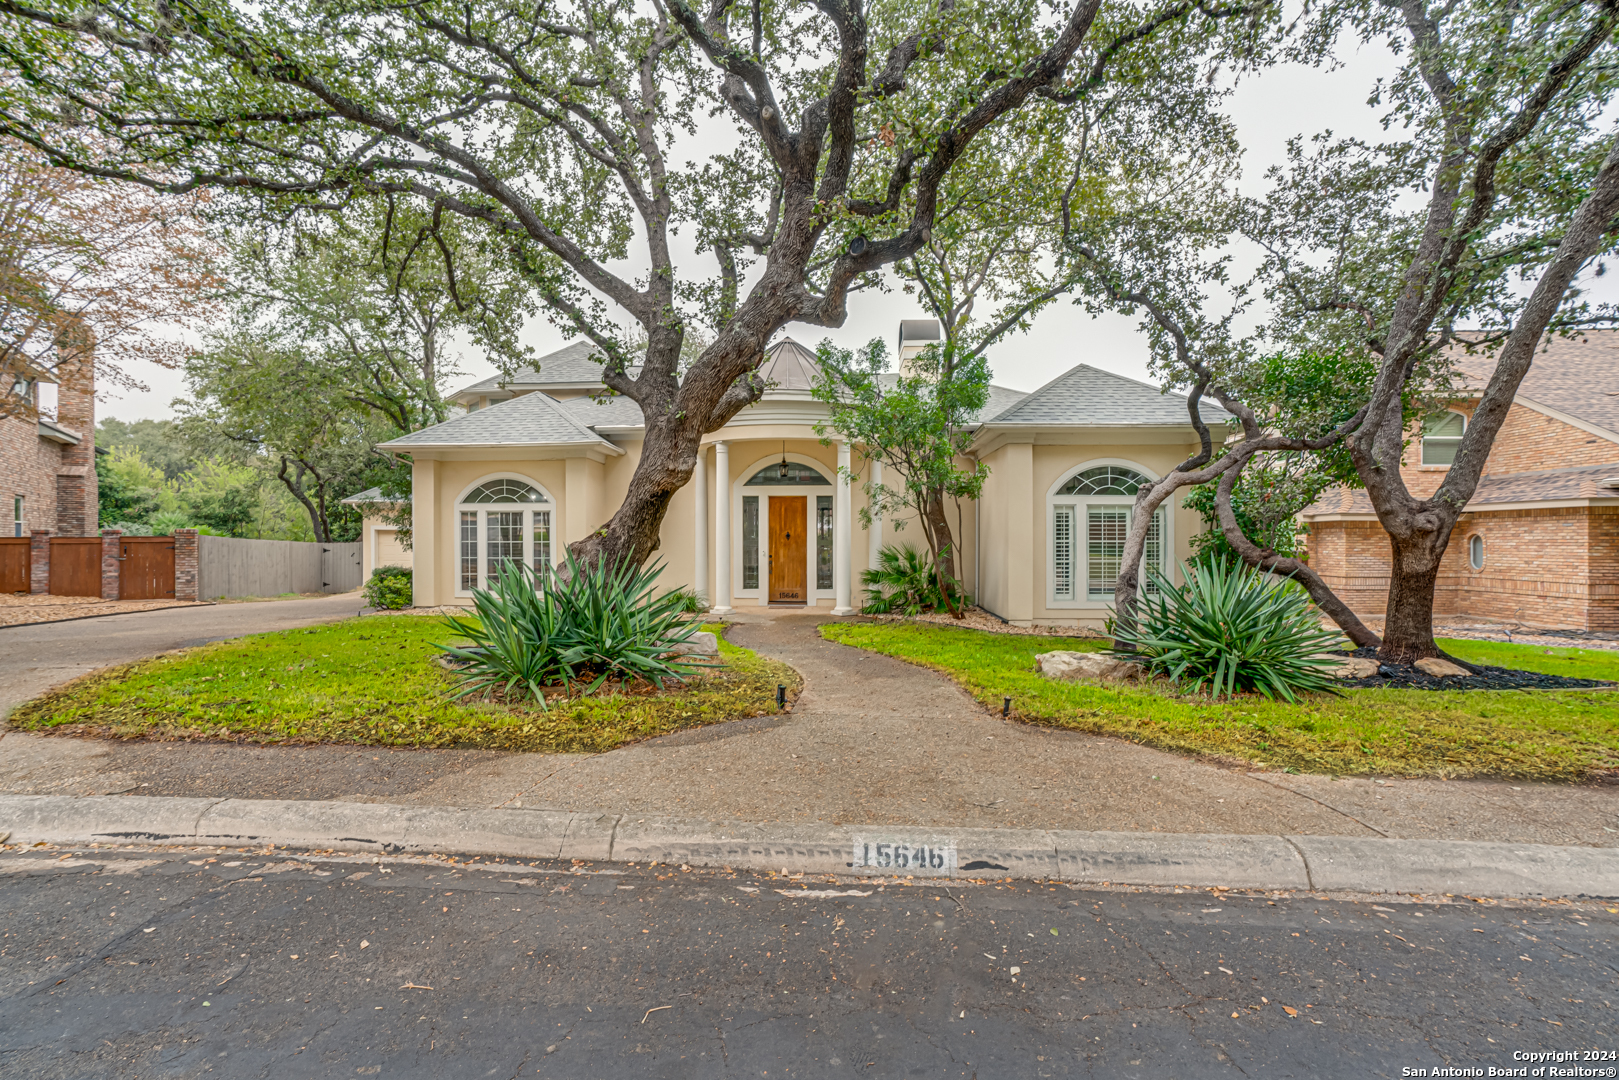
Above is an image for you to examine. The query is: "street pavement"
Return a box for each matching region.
[0,843,1613,1079]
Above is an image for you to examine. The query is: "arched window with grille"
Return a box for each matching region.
[455,477,554,593]
[1049,464,1167,605]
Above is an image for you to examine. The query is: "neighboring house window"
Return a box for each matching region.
[12,495,22,537]
[454,478,553,593]
[1421,411,1465,465]
[1469,534,1484,570]
[9,376,32,404]
[1050,465,1164,603]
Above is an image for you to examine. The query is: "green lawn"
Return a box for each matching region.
[820,623,1619,782]
[11,617,798,754]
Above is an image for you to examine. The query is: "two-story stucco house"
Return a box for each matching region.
[373,322,1228,627]
[1302,331,1619,632]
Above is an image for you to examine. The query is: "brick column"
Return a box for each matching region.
[29,529,52,595]
[101,529,122,600]
[173,528,199,601]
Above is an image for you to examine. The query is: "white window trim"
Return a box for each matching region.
[731,452,837,606]
[1421,409,1467,467]
[453,474,556,596]
[1468,533,1484,571]
[1046,459,1174,609]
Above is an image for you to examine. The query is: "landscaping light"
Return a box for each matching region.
[1002,696,1011,718]
[777,684,786,708]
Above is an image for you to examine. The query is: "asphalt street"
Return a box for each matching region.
[0,846,1613,1079]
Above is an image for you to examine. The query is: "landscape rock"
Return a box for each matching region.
[663,631,720,659]
[1414,656,1470,678]
[1035,651,1143,682]
[1328,657,1382,679]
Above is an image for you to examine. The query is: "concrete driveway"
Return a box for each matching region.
[0,592,364,719]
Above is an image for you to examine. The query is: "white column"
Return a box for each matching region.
[867,457,883,573]
[693,444,709,604]
[711,440,734,615]
[832,439,855,615]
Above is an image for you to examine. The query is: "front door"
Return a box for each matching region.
[768,496,807,604]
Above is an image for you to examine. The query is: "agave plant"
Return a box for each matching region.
[1110,559,1346,702]
[439,552,715,707]
[861,543,969,616]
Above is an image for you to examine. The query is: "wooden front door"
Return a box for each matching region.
[120,536,176,600]
[768,496,807,604]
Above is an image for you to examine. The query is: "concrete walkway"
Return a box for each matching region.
[4,606,1613,847]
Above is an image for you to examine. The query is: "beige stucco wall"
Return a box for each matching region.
[357,514,412,581]
[405,427,1206,621]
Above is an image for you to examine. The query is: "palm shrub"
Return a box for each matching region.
[1109,559,1346,702]
[363,565,413,610]
[861,543,970,616]
[440,553,713,707]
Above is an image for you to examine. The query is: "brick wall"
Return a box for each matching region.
[0,414,63,537]
[52,344,96,536]
[1399,402,1619,497]
[100,529,121,600]
[1309,506,1616,631]
[29,529,51,594]
[173,529,198,601]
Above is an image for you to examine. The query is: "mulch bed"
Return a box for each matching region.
[1335,646,1616,691]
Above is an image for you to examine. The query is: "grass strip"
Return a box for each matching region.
[11,616,798,754]
[820,623,1619,782]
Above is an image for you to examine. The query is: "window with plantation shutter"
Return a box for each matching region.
[1053,505,1074,601]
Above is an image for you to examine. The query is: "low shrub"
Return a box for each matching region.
[1110,559,1345,702]
[363,565,413,610]
[441,553,712,707]
[861,543,970,616]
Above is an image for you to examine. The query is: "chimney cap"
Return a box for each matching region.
[898,319,941,343]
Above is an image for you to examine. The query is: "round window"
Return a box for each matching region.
[1468,534,1484,570]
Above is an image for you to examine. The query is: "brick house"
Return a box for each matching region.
[1,343,98,539]
[1302,332,1619,632]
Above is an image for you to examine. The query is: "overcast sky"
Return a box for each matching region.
[97,31,1419,423]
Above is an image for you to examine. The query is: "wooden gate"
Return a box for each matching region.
[48,536,101,597]
[0,537,28,593]
[120,536,176,600]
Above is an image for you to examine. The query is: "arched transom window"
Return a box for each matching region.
[1049,464,1165,604]
[456,478,552,593]
[744,461,831,486]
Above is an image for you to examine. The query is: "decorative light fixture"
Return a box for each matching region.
[777,441,789,480]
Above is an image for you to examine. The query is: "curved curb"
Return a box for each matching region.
[1,793,1615,899]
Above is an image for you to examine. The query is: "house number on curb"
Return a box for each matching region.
[849,838,956,875]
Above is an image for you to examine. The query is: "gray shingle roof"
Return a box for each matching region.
[982,364,1230,426]
[561,393,646,429]
[1304,460,1619,515]
[872,372,1027,423]
[379,390,616,449]
[453,341,635,397]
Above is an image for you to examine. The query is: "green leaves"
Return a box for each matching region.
[440,552,713,708]
[861,543,970,615]
[1111,559,1347,703]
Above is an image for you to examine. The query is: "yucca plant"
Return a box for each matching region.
[549,551,714,694]
[861,543,969,616]
[439,553,714,707]
[1109,559,1346,702]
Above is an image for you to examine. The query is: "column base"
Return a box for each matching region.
[829,606,856,616]
[708,605,735,616]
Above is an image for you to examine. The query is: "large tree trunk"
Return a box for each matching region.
[1380,531,1447,663]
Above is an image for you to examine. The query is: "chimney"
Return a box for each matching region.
[52,319,97,536]
[896,319,941,377]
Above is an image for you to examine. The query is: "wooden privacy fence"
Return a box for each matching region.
[195,536,362,600]
[119,536,176,600]
[0,537,27,593]
[49,536,102,597]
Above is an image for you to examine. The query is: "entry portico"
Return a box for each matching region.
[378,325,1226,628]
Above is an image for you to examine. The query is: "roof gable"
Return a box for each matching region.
[1453,330,1619,438]
[380,389,615,449]
[983,363,1229,426]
